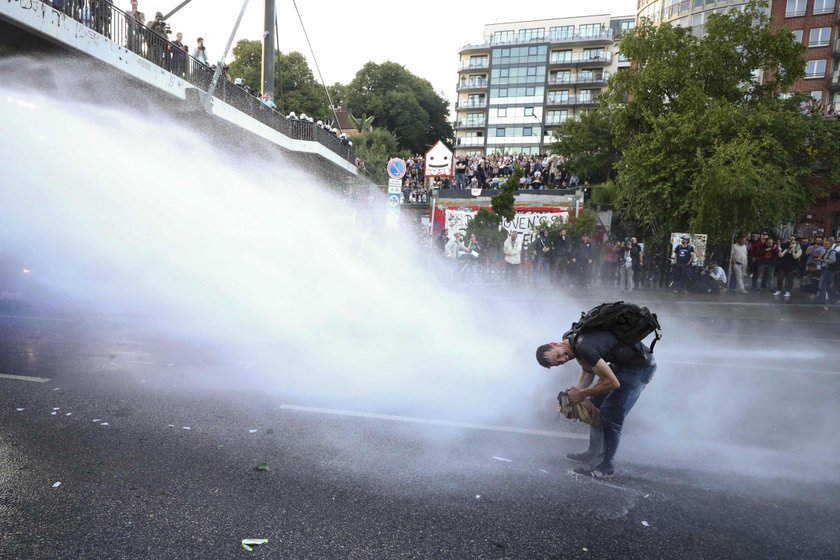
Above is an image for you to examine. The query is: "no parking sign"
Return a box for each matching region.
[387,158,407,180]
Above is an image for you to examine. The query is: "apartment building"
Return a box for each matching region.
[637,0,754,32]
[454,15,635,157]
[770,0,839,107]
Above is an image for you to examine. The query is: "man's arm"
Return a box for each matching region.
[568,359,620,402]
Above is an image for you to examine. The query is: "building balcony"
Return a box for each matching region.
[459,29,614,53]
[455,100,488,110]
[834,38,840,58]
[548,71,611,87]
[829,70,840,91]
[458,60,490,72]
[456,80,489,92]
[456,137,486,147]
[545,95,600,107]
[548,29,614,44]
[545,115,580,125]
[548,51,613,67]
[454,120,487,129]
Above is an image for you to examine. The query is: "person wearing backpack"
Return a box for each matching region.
[535,302,660,478]
[816,239,839,303]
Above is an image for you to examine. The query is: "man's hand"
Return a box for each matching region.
[566,386,585,403]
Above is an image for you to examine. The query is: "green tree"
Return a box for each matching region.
[465,209,508,256]
[346,62,454,153]
[602,1,840,245]
[491,165,523,222]
[552,109,618,184]
[350,128,405,183]
[229,40,331,118]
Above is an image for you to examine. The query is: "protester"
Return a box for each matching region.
[535,302,659,478]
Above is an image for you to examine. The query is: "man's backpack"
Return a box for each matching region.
[563,301,662,352]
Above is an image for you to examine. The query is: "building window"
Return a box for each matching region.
[619,20,635,35]
[551,50,573,63]
[492,30,514,43]
[579,23,602,37]
[792,29,803,43]
[805,59,827,78]
[525,106,535,116]
[811,91,824,102]
[519,28,545,42]
[582,48,606,61]
[809,28,831,48]
[813,0,835,14]
[523,127,533,136]
[526,87,536,96]
[496,128,506,137]
[785,0,807,17]
[550,25,575,40]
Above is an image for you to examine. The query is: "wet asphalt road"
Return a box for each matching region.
[1,296,839,560]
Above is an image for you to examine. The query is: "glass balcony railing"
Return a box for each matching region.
[459,60,490,71]
[456,80,489,91]
[547,71,611,85]
[546,95,600,106]
[455,100,488,109]
[549,52,613,65]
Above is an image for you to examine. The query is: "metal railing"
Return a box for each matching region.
[45,0,355,164]
[548,29,614,43]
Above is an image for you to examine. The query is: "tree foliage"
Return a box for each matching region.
[597,1,840,245]
[345,62,454,153]
[350,128,405,184]
[465,208,508,255]
[552,109,618,184]
[491,165,523,222]
[229,40,331,119]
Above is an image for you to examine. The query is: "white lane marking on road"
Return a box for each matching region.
[279,404,588,440]
[657,359,840,376]
[0,314,75,322]
[0,373,50,383]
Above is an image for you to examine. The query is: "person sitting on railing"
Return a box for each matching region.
[259,94,277,110]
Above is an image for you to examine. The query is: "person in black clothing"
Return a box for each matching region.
[551,229,570,285]
[536,330,657,478]
[533,229,552,279]
[672,235,695,293]
[576,234,596,288]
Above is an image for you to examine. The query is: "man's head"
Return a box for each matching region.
[176,32,183,41]
[536,341,575,368]
[130,0,138,8]
[510,231,519,240]
[680,235,690,245]
[455,232,464,241]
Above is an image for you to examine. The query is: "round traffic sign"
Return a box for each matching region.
[387,158,407,180]
[387,193,401,207]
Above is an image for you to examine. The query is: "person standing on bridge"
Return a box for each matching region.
[536,303,659,478]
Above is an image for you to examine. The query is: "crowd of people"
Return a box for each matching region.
[433,226,840,302]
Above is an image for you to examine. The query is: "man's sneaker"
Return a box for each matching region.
[573,465,614,478]
[784,292,791,298]
[566,450,601,464]
[772,290,781,296]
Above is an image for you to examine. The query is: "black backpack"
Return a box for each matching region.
[563,301,662,352]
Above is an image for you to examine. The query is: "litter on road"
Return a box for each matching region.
[255,463,270,472]
[52,482,61,488]
[248,429,258,433]
[51,412,57,416]
[182,426,191,430]
[492,456,512,462]
[241,538,268,552]
[100,422,109,426]
[16,408,24,412]
[641,521,650,527]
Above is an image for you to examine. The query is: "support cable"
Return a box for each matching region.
[290,0,342,131]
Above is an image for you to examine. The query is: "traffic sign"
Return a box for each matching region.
[387,158,407,179]
[387,193,401,208]
[388,178,402,188]
[388,186,401,194]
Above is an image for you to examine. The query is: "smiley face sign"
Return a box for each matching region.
[424,141,454,177]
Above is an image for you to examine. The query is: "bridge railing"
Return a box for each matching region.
[48,0,355,164]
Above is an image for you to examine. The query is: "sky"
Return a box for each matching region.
[119,0,635,112]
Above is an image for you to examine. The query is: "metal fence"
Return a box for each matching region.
[47,0,356,165]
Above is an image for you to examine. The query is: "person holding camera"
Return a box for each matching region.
[671,235,695,293]
[772,236,802,298]
[192,37,209,67]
